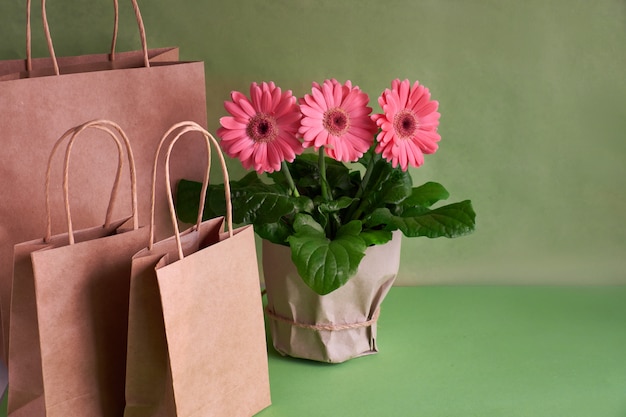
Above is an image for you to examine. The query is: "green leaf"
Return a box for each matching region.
[176,179,207,224]
[359,160,412,211]
[236,192,294,224]
[365,200,476,238]
[254,221,292,245]
[291,213,325,235]
[176,175,293,225]
[356,144,377,168]
[287,215,367,295]
[359,229,393,246]
[317,196,355,214]
[176,179,242,223]
[403,182,450,208]
[291,196,315,214]
[236,171,271,187]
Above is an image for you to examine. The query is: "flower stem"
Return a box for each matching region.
[347,149,380,221]
[281,161,300,197]
[355,151,379,200]
[319,147,332,201]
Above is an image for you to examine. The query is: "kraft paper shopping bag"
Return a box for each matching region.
[0,0,180,80]
[0,0,208,363]
[8,120,149,417]
[125,122,271,417]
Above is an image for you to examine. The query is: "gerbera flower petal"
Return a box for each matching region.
[416,100,438,117]
[418,112,441,129]
[398,79,411,108]
[249,82,262,110]
[225,136,255,155]
[253,143,267,171]
[270,84,282,110]
[321,83,336,109]
[277,115,302,131]
[408,83,427,109]
[311,87,329,111]
[414,131,441,154]
[217,127,246,142]
[406,140,425,168]
[219,116,247,130]
[300,104,324,118]
[301,93,325,114]
[261,90,272,114]
[237,98,258,118]
[300,79,376,162]
[274,93,295,117]
[224,100,249,120]
[218,82,304,173]
[332,81,343,106]
[314,129,330,149]
[300,116,323,127]
[372,79,441,171]
[301,125,325,146]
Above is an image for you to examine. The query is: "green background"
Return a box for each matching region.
[2,286,625,415]
[256,286,626,417]
[1,0,625,285]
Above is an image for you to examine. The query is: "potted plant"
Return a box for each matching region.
[176,78,476,363]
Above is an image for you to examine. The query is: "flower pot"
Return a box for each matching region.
[262,231,402,363]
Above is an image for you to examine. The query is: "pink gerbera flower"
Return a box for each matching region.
[299,79,378,162]
[372,79,441,171]
[217,82,303,173]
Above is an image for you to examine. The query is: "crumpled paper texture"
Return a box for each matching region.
[263,231,402,363]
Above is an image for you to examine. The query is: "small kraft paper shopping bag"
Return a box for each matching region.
[124,122,271,417]
[8,120,150,417]
[0,0,209,364]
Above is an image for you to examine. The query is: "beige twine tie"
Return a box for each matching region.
[265,307,380,332]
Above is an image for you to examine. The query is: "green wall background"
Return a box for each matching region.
[1,0,625,285]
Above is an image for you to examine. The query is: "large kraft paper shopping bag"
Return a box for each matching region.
[9,120,150,417]
[0,0,208,363]
[0,0,180,80]
[125,122,271,417]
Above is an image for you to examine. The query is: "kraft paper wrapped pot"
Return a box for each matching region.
[263,231,402,363]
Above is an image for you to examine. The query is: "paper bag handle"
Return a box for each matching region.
[27,0,123,70]
[31,0,150,74]
[45,119,138,244]
[149,121,233,261]
[45,123,124,242]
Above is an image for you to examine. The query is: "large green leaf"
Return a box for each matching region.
[176,174,294,225]
[236,192,295,224]
[359,229,393,246]
[291,195,315,214]
[317,196,355,214]
[359,160,412,210]
[364,200,476,238]
[176,179,247,223]
[403,182,450,208]
[254,220,292,245]
[287,214,367,295]
[176,179,209,224]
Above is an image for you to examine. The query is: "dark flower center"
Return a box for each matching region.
[247,113,278,143]
[323,108,350,136]
[393,110,419,139]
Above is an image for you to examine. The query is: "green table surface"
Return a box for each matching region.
[1,286,625,416]
[257,286,626,417]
